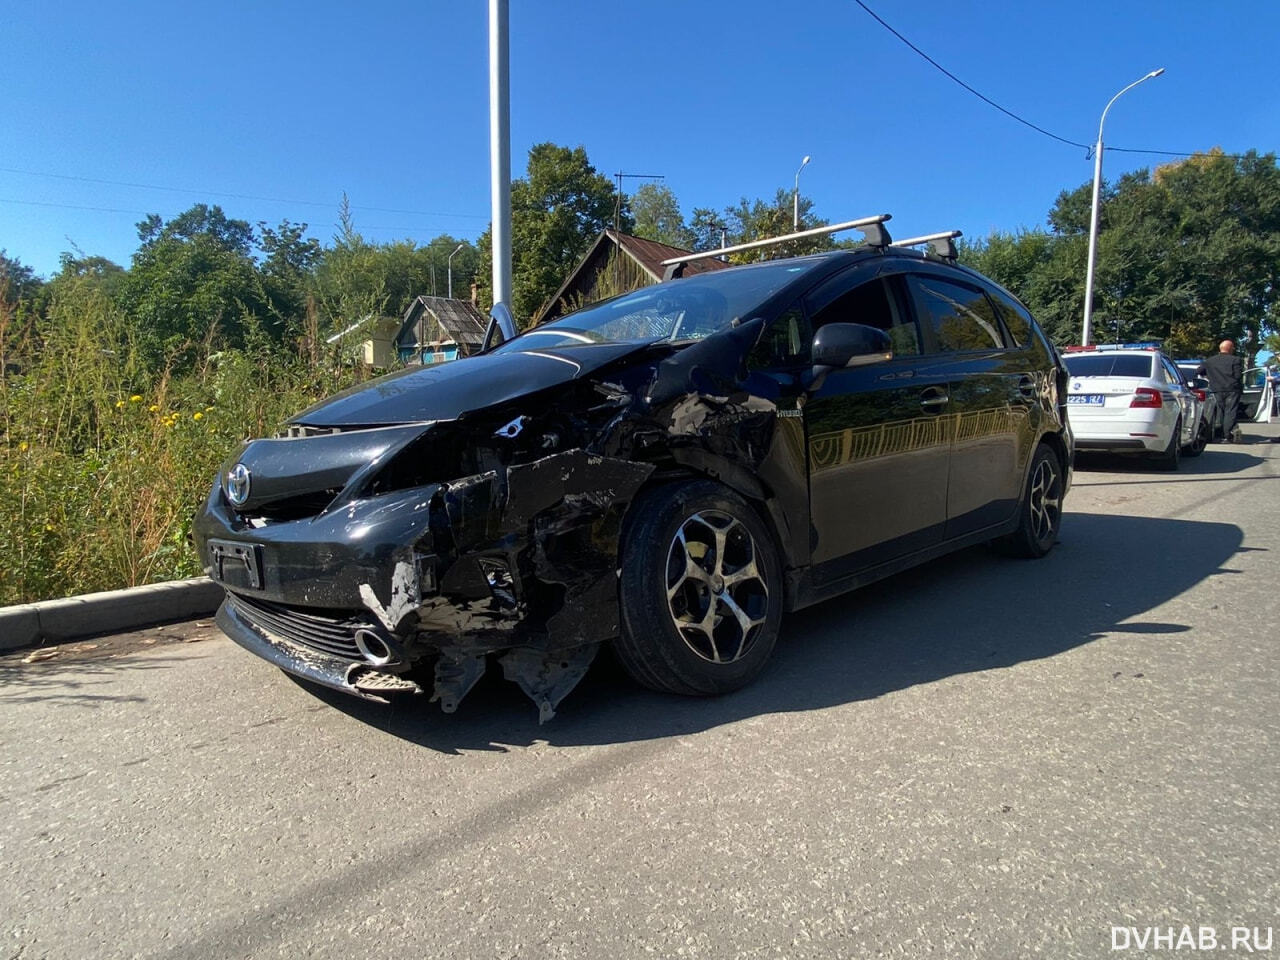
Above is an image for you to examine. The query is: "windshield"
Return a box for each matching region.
[493,258,821,351]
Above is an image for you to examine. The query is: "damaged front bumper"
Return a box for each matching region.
[195,448,653,720]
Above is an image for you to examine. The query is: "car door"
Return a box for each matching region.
[903,271,1030,539]
[801,264,951,584]
[1159,355,1196,445]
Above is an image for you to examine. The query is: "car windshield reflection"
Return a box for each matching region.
[492,258,819,352]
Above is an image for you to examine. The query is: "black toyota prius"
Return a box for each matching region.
[194,235,1071,720]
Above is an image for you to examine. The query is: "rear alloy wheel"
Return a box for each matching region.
[996,443,1064,559]
[616,481,782,696]
[1154,418,1182,471]
[1184,415,1209,458]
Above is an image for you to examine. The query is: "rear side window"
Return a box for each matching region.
[1064,355,1155,378]
[906,276,1005,352]
[989,290,1033,347]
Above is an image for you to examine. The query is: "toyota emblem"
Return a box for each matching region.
[225,463,252,506]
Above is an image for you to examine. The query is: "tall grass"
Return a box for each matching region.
[0,278,367,605]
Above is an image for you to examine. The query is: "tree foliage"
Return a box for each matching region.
[476,143,627,326]
[722,189,830,262]
[631,183,695,249]
[960,149,1280,358]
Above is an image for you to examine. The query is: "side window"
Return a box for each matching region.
[807,273,920,357]
[748,304,811,369]
[907,276,1006,353]
[990,290,1033,348]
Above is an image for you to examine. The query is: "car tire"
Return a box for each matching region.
[1154,418,1182,470]
[995,443,1064,559]
[615,480,782,696]
[1184,416,1209,458]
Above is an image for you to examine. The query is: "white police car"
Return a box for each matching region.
[1063,346,1198,469]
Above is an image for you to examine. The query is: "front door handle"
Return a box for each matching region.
[1018,376,1037,399]
[920,388,949,410]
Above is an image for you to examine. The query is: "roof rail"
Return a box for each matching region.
[893,230,962,263]
[660,214,893,280]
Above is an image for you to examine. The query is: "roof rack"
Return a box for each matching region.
[660,214,893,280]
[893,230,962,263]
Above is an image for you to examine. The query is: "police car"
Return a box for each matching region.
[1063,345,1200,469]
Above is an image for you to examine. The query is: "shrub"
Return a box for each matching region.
[0,276,367,605]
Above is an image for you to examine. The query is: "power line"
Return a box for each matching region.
[849,0,1089,150]
[849,0,1258,162]
[0,165,489,221]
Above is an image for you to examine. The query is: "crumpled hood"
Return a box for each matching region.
[293,340,659,427]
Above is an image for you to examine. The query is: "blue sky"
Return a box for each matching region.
[2,0,1277,278]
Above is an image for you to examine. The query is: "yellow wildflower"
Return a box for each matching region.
[19,442,29,452]
[115,400,125,409]
[193,412,204,421]
[148,404,159,413]
[130,395,142,403]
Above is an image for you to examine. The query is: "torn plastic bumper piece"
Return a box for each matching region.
[201,448,654,719]
[216,596,424,704]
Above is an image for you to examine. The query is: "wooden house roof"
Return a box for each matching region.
[533,230,730,326]
[396,296,489,350]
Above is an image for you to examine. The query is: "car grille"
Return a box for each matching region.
[227,592,371,662]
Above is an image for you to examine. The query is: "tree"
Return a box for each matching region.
[0,251,44,322]
[960,149,1280,355]
[722,189,829,262]
[117,204,270,365]
[631,183,694,249]
[477,143,627,325]
[311,197,482,345]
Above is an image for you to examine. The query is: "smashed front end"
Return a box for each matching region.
[193,383,653,722]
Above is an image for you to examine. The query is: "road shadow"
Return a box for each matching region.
[0,653,186,709]
[1075,447,1267,475]
[293,512,1244,754]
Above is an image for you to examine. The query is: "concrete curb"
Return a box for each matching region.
[0,578,225,651]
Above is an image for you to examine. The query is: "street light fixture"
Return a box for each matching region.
[793,155,811,231]
[447,243,465,300]
[1081,68,1164,345]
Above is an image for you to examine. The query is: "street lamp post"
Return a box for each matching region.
[447,243,465,300]
[793,155,811,231]
[1081,68,1164,345]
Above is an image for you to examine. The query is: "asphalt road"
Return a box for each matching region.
[4,428,1279,959]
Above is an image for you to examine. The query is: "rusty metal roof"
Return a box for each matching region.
[608,230,731,281]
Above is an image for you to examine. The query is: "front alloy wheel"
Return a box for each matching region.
[665,510,770,664]
[616,481,782,696]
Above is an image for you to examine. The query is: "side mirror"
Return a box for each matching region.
[812,323,893,370]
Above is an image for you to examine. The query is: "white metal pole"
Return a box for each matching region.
[1080,69,1164,345]
[447,243,464,300]
[1081,140,1105,346]
[793,155,810,231]
[489,0,512,311]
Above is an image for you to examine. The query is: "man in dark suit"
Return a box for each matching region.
[1198,340,1245,442]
